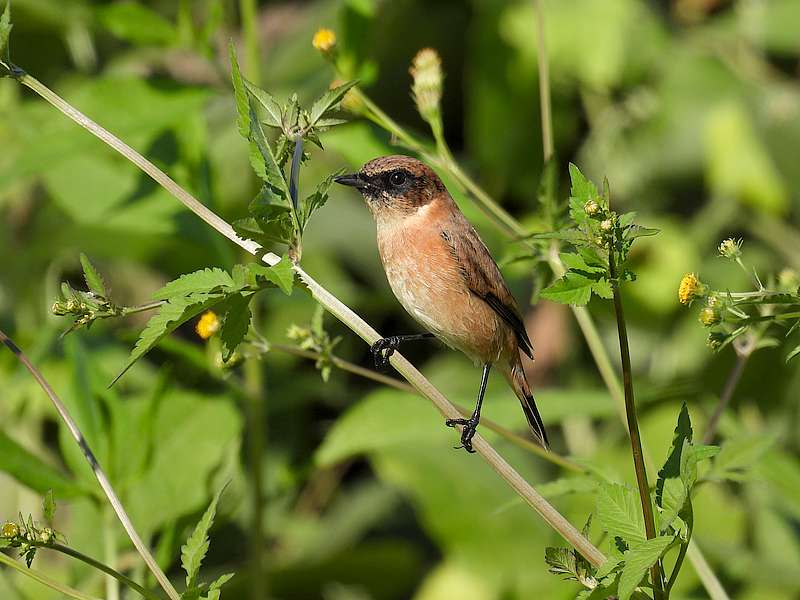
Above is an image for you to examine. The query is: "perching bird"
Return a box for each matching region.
[335,155,548,453]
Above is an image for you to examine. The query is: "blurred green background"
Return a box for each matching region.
[1,0,799,598]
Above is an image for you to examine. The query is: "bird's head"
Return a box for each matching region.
[334,155,446,220]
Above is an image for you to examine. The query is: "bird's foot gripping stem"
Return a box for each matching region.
[445,417,479,453]
[370,336,402,372]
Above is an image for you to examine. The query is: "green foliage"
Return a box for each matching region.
[181,486,233,599]
[538,164,657,306]
[286,305,341,382]
[0,0,11,69]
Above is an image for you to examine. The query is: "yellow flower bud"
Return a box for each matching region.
[600,219,612,231]
[195,311,220,340]
[678,273,705,305]
[312,28,337,53]
[584,200,599,216]
[410,48,443,123]
[2,522,19,538]
[699,306,719,326]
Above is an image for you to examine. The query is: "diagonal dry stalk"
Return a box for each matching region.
[11,69,606,568]
[0,330,179,600]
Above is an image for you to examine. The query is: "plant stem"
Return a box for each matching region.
[702,342,752,444]
[104,508,120,600]
[686,541,731,600]
[0,328,180,600]
[0,552,102,600]
[263,342,583,472]
[43,542,161,600]
[608,249,664,599]
[533,0,554,162]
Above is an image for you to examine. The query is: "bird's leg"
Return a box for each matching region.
[446,363,491,453]
[370,332,435,372]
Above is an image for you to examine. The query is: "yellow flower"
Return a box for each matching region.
[312,28,337,52]
[196,311,220,340]
[678,273,705,305]
[410,48,443,122]
[1,522,19,538]
[718,238,742,260]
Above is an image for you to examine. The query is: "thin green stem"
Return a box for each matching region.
[665,504,692,594]
[45,542,161,600]
[120,301,165,316]
[239,0,261,86]
[533,0,554,161]
[702,340,753,444]
[608,247,664,599]
[104,509,120,600]
[13,62,606,569]
[0,552,103,600]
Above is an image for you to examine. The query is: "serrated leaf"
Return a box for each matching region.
[113,293,222,385]
[540,272,595,305]
[617,536,674,600]
[247,256,294,295]
[43,490,56,524]
[625,225,660,240]
[596,483,646,545]
[569,163,599,205]
[79,253,107,297]
[244,78,282,128]
[545,546,577,578]
[591,279,613,299]
[523,229,586,244]
[300,171,339,228]
[656,404,692,530]
[181,486,226,588]
[228,41,250,138]
[152,268,235,301]
[309,80,358,127]
[218,293,251,362]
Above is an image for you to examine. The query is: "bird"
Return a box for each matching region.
[334,155,548,453]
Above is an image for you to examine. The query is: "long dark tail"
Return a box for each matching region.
[504,357,549,450]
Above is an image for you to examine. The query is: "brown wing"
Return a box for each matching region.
[440,216,533,359]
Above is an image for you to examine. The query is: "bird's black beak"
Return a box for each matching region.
[334,172,369,191]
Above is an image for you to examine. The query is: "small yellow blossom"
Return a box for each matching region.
[600,219,612,231]
[1,522,19,538]
[678,273,705,305]
[410,48,443,122]
[196,311,220,340]
[312,28,337,52]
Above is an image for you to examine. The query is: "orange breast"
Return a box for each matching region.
[375,200,513,364]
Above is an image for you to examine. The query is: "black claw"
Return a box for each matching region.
[445,417,479,453]
[370,337,399,372]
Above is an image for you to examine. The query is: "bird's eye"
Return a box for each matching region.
[388,171,407,187]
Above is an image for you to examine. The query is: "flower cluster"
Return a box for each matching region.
[409,48,443,124]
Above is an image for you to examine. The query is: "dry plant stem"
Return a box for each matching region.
[702,342,753,445]
[267,342,583,472]
[15,70,606,568]
[0,552,102,600]
[608,253,664,599]
[686,541,731,600]
[0,329,180,600]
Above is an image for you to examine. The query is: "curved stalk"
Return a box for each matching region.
[0,552,102,600]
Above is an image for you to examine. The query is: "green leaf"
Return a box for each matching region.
[625,225,660,240]
[0,0,11,65]
[244,79,283,128]
[43,490,56,524]
[79,253,107,297]
[218,293,251,362]
[308,80,359,127]
[596,482,646,545]
[617,536,674,600]
[97,1,176,46]
[708,432,777,482]
[591,279,613,299]
[181,486,227,588]
[540,272,595,305]
[152,268,235,301]
[229,42,250,139]
[300,171,339,227]
[545,546,578,578]
[656,404,692,529]
[247,256,294,295]
[113,293,223,385]
[561,252,606,274]
[569,162,599,205]
[0,431,82,498]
